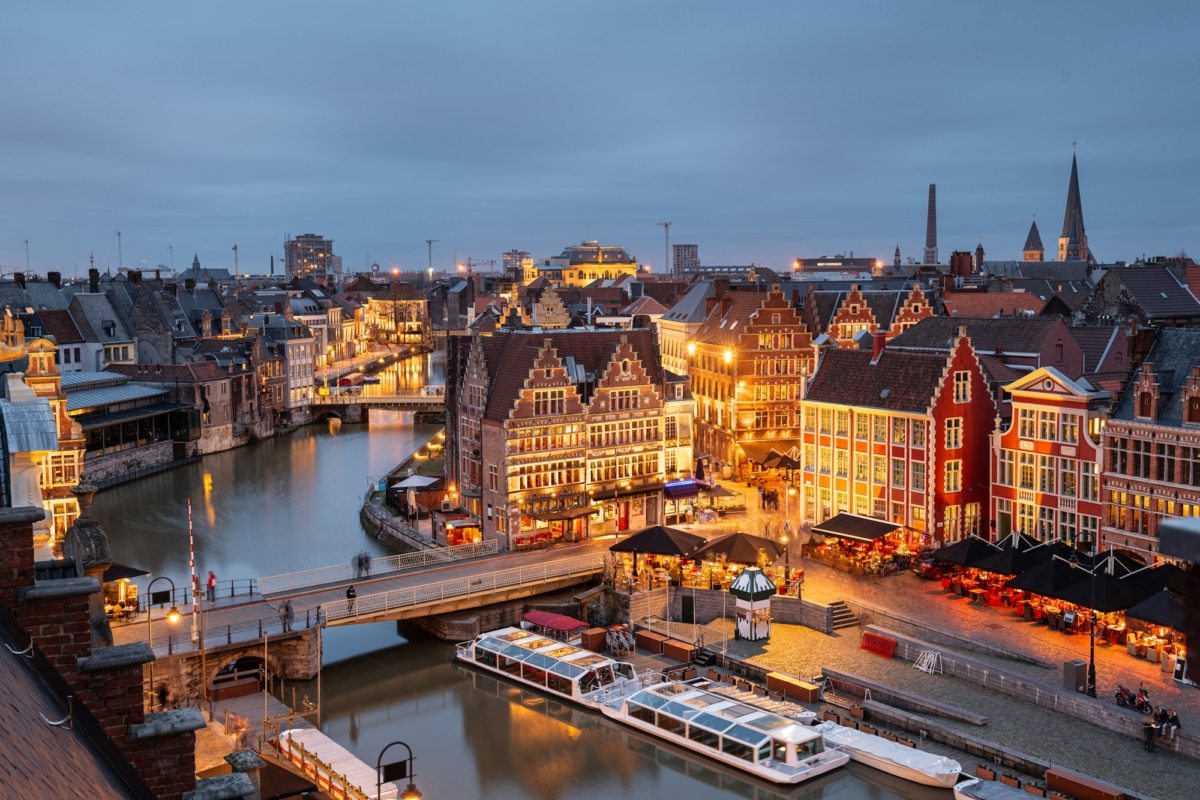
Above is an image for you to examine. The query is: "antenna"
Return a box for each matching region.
[425,240,439,271]
[170,245,174,270]
[657,222,671,277]
[117,231,122,271]
[232,244,239,274]
[24,240,29,273]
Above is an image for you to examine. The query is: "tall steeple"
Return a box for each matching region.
[974,237,986,272]
[1057,151,1088,262]
[1022,217,1044,262]
[894,244,901,267]
[923,184,938,265]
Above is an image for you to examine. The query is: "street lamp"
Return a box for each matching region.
[1067,552,1098,698]
[145,576,180,708]
[780,533,791,594]
[377,740,422,800]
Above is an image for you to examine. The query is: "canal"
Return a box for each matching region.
[93,348,948,800]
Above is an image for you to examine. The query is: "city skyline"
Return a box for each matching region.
[3,3,1198,273]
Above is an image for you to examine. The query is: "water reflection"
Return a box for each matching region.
[306,626,950,800]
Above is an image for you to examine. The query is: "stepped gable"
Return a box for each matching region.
[1112,328,1200,425]
[807,347,947,413]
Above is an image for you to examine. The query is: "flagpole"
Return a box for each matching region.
[189,498,198,642]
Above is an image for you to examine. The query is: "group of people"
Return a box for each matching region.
[1144,708,1182,750]
[352,550,373,579]
[756,485,784,510]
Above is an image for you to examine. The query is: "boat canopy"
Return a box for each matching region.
[627,687,820,745]
[523,610,588,633]
[818,722,960,782]
[474,627,620,674]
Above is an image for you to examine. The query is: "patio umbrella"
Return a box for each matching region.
[1123,563,1190,596]
[699,484,740,499]
[102,563,150,583]
[694,460,706,482]
[692,531,783,565]
[1004,557,1090,598]
[608,525,706,557]
[761,451,784,470]
[973,541,1046,576]
[1053,569,1151,612]
[1125,589,1187,631]
[930,536,1000,567]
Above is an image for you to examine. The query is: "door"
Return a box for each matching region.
[681,594,695,624]
[998,511,1011,539]
[618,501,630,532]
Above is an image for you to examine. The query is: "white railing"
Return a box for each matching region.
[311,392,445,406]
[259,540,498,596]
[636,615,729,653]
[323,553,605,623]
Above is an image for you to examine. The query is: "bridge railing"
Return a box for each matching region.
[310,392,444,406]
[117,605,325,655]
[324,553,605,623]
[258,539,498,596]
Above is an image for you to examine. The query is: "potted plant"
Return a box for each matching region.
[849,704,865,719]
[1001,773,1021,788]
[1024,784,1046,798]
[823,710,840,722]
[881,731,898,742]
[976,765,997,781]
[896,737,915,748]
[859,724,877,735]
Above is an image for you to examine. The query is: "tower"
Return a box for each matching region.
[894,244,901,267]
[1058,152,1089,262]
[923,184,938,265]
[1023,217,1044,262]
[974,238,986,272]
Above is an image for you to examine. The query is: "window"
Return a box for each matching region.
[803,408,816,432]
[873,456,886,485]
[1018,409,1035,439]
[1038,456,1055,493]
[1189,397,1200,424]
[944,460,962,492]
[1131,439,1152,479]
[1039,411,1057,441]
[1038,507,1055,540]
[998,450,1014,486]
[854,453,868,481]
[835,450,848,477]
[1081,515,1099,547]
[1061,414,1078,444]
[855,495,870,516]
[610,389,638,410]
[534,390,565,416]
[819,409,832,434]
[873,497,887,517]
[1060,459,1077,497]
[488,465,499,492]
[855,414,869,440]
[891,458,905,487]
[1081,462,1099,501]
[836,411,849,436]
[1139,392,1153,419]
[944,505,961,542]
[944,418,962,449]
[836,491,848,512]
[1060,511,1077,545]
[953,371,970,403]
[911,462,926,492]
[803,445,815,472]
[665,416,677,440]
[819,448,831,475]
[1180,447,1200,486]
[911,420,926,448]
[41,452,80,489]
[1017,502,1036,535]
[873,416,887,442]
[892,420,906,445]
[892,502,905,524]
[1018,453,1035,489]
[664,450,676,473]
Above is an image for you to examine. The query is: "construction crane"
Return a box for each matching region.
[657,222,671,276]
[464,257,497,275]
[425,239,439,272]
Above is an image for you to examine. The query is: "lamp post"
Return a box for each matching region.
[145,576,180,709]
[376,740,423,800]
[1067,552,1098,698]
[780,533,790,595]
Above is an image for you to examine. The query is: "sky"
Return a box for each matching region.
[2,2,1198,277]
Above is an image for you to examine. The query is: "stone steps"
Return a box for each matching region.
[829,600,859,630]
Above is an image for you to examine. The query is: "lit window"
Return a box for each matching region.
[944,460,962,493]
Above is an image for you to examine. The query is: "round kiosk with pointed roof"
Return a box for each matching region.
[730,566,775,641]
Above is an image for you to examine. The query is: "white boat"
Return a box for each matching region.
[954,777,1029,800]
[596,679,849,785]
[816,721,961,788]
[453,626,643,709]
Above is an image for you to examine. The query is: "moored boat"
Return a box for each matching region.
[597,679,849,784]
[816,721,961,788]
[954,777,1029,800]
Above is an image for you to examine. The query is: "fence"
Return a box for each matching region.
[258,539,497,596]
[324,553,605,623]
[121,606,324,655]
[138,578,259,613]
[635,615,728,653]
[273,731,372,800]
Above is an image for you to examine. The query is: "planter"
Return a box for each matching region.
[976,766,997,781]
[881,733,898,742]
[859,725,877,735]
[849,706,865,719]
[897,739,915,748]
[1001,776,1021,788]
[681,668,697,680]
[823,711,840,722]
[1024,785,1046,798]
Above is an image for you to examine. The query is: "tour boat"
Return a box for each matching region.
[454,626,640,709]
[953,777,1028,800]
[815,721,961,788]
[597,679,849,785]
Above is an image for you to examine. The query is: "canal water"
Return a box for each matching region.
[94,349,948,800]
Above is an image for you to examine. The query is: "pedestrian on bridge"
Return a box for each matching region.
[346,584,356,614]
[279,600,294,632]
[206,571,217,603]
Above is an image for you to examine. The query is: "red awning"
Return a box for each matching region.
[522,611,588,633]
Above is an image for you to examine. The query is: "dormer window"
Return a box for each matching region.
[1139,392,1153,419]
[1189,397,1200,425]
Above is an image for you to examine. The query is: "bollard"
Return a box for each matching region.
[258,619,263,637]
[167,634,173,655]
[306,609,311,628]
[227,626,232,644]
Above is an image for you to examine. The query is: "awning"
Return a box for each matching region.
[76,402,190,431]
[813,513,902,543]
[694,531,783,565]
[589,483,662,501]
[392,475,439,489]
[737,439,801,466]
[445,519,479,529]
[523,611,588,633]
[663,479,702,500]
[699,484,741,499]
[532,507,597,521]
[102,563,150,582]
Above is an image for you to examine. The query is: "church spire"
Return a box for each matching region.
[1023,216,1044,262]
[1058,152,1088,261]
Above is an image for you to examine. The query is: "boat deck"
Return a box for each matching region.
[707,683,814,719]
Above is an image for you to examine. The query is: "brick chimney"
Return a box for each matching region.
[871,329,887,363]
[13,272,25,290]
[88,268,100,293]
[184,277,196,295]
[47,271,62,289]
[130,270,142,286]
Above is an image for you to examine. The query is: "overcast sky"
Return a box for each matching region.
[2,2,1197,277]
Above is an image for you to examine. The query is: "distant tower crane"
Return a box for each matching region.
[657,222,671,276]
[425,239,439,272]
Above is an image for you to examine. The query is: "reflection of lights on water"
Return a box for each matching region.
[203,473,213,498]
[202,473,217,527]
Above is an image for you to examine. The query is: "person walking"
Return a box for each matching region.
[362,551,372,578]
[206,571,217,603]
[346,584,357,614]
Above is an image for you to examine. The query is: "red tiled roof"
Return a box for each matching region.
[38,309,84,344]
[806,347,947,413]
[943,292,1045,318]
[978,355,1024,386]
[694,292,769,346]
[1066,326,1119,373]
[621,296,668,316]
[108,363,230,382]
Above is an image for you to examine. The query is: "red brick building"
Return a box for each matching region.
[800,328,996,544]
[990,367,1107,548]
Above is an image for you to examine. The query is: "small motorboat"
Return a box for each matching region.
[816,721,961,788]
[362,375,381,384]
[954,777,1030,800]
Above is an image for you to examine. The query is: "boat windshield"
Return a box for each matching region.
[475,638,507,653]
[629,691,670,710]
[682,694,721,709]
[550,661,586,679]
[499,644,535,660]
[525,653,557,670]
[661,701,703,721]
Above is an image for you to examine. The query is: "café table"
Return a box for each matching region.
[968,587,986,604]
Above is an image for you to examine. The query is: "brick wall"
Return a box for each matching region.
[83,440,177,484]
[668,588,832,632]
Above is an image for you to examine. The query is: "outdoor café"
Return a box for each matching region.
[805,513,915,575]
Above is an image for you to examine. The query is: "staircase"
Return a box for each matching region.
[829,600,859,631]
[694,650,718,667]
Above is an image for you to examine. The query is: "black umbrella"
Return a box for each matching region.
[1004,557,1090,598]
[608,525,706,557]
[1123,563,1190,596]
[102,563,150,582]
[1125,589,1187,631]
[930,536,1000,567]
[761,451,784,470]
[973,540,1047,576]
[694,460,706,482]
[1053,570,1151,612]
[693,531,784,565]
